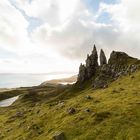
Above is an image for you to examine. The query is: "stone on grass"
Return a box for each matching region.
[67,108,76,114]
[53,132,65,140]
[85,95,92,99]
[84,108,90,113]
[15,112,24,117]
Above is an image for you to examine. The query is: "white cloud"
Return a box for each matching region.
[11,0,81,26]
[0,0,140,73]
[0,0,28,51]
[97,0,140,58]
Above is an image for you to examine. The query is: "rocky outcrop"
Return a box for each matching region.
[77,64,87,83]
[77,45,98,83]
[86,45,98,78]
[93,65,112,89]
[108,51,129,65]
[93,51,140,89]
[77,45,140,88]
[100,49,107,66]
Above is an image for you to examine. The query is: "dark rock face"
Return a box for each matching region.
[77,45,140,88]
[86,45,98,78]
[77,64,87,83]
[77,45,98,83]
[53,132,65,140]
[108,51,129,65]
[100,49,107,66]
[93,64,111,88]
[108,51,139,78]
[93,51,139,89]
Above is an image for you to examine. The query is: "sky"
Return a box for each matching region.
[0,0,140,73]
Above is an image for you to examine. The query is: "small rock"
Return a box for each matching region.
[131,76,135,79]
[67,108,76,114]
[112,89,119,93]
[84,108,90,113]
[28,109,32,112]
[103,84,108,88]
[78,117,84,120]
[53,132,65,140]
[119,88,124,91]
[58,100,64,104]
[6,128,12,132]
[15,112,24,117]
[85,95,92,99]
[58,102,65,108]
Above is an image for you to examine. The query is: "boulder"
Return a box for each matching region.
[84,108,90,113]
[85,95,92,99]
[67,108,76,114]
[15,111,24,117]
[53,132,65,140]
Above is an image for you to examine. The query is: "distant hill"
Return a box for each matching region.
[40,75,77,86]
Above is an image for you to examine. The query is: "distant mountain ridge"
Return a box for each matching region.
[40,75,77,86]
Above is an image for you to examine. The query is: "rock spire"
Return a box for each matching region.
[77,44,99,83]
[86,45,98,78]
[77,63,87,82]
[100,49,107,66]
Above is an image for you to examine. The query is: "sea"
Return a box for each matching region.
[0,73,75,88]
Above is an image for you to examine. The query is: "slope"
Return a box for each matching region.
[0,69,140,140]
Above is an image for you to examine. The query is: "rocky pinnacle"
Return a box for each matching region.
[100,49,107,66]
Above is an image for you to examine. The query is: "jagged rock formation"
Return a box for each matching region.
[93,51,139,88]
[86,45,98,78]
[77,63,87,83]
[77,45,98,83]
[108,51,129,65]
[77,44,140,88]
[100,49,107,66]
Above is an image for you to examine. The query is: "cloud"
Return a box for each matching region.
[31,18,116,60]
[11,0,81,26]
[0,0,140,73]
[97,0,140,58]
[0,1,28,50]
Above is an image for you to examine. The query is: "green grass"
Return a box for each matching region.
[0,89,25,101]
[0,71,140,140]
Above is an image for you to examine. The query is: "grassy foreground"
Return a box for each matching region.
[0,71,140,140]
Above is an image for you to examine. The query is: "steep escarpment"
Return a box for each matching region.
[77,45,140,88]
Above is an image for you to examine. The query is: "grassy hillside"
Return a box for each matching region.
[0,70,140,140]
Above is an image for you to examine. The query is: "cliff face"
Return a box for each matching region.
[77,64,87,82]
[100,49,107,66]
[77,45,98,83]
[77,45,140,89]
[86,45,98,78]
